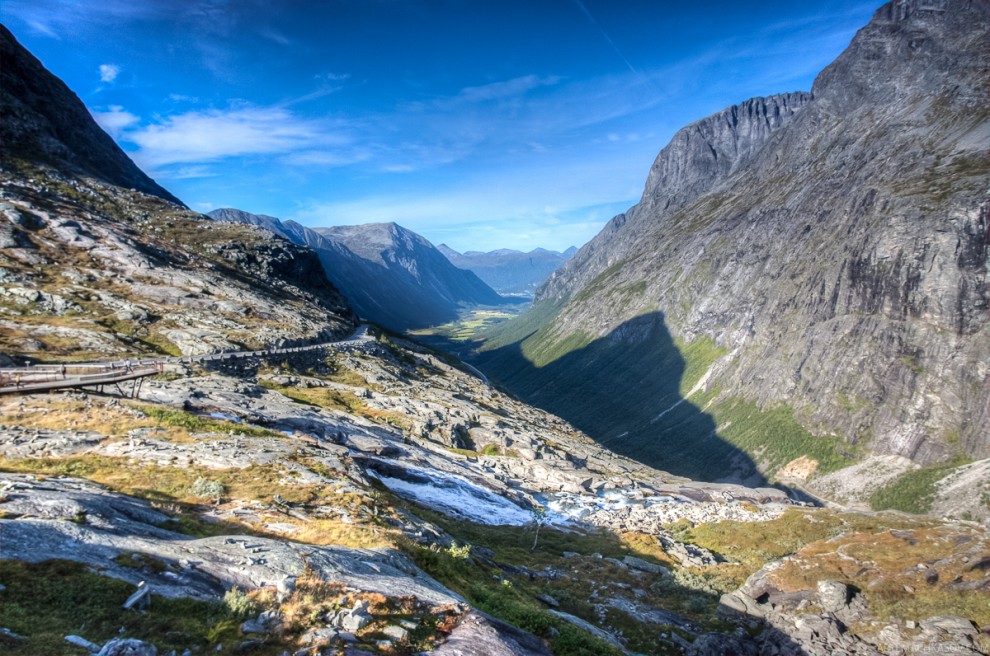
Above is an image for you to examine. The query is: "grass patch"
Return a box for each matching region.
[673,509,935,590]
[766,524,990,628]
[0,559,239,655]
[869,456,970,514]
[137,405,283,439]
[676,337,727,397]
[262,381,412,431]
[697,391,855,477]
[410,545,624,656]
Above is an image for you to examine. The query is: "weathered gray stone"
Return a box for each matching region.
[623,555,669,575]
[381,625,408,641]
[65,635,101,652]
[817,580,850,613]
[96,638,158,656]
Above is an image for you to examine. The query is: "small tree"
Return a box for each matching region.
[530,506,550,552]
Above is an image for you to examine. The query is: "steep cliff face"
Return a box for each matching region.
[0,25,182,205]
[480,0,989,482]
[541,92,812,305]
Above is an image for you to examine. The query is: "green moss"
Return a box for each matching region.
[675,337,727,397]
[479,298,568,353]
[570,260,632,306]
[112,552,170,574]
[410,544,623,656]
[522,329,595,368]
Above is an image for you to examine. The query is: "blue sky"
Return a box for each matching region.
[3,0,880,252]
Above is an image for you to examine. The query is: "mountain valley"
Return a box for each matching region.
[0,3,988,656]
[437,245,576,298]
[208,209,515,333]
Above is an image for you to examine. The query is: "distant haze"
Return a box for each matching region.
[4,1,878,251]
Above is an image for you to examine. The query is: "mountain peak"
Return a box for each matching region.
[0,24,182,206]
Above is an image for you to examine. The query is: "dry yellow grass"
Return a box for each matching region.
[266,383,412,431]
[768,525,990,626]
[1,398,148,436]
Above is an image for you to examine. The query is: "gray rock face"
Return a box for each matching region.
[482,0,990,481]
[96,639,158,656]
[429,610,552,656]
[0,174,355,360]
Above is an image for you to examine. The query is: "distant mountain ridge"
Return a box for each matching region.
[209,209,511,330]
[477,0,990,485]
[439,244,576,296]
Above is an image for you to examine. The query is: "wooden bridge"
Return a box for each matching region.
[0,363,164,396]
[0,325,374,396]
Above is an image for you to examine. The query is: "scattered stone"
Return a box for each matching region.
[381,625,408,641]
[535,594,560,608]
[96,638,158,656]
[239,619,266,635]
[65,635,101,652]
[1,627,23,641]
[337,600,373,632]
[623,555,669,575]
[300,627,338,646]
[816,580,850,613]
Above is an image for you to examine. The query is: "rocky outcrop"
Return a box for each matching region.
[539,92,810,305]
[481,0,990,483]
[0,170,355,359]
[0,25,181,205]
[714,550,989,656]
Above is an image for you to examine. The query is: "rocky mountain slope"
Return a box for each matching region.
[0,25,181,205]
[4,329,987,656]
[0,173,355,360]
[209,208,514,331]
[0,26,355,363]
[438,245,577,297]
[476,0,990,504]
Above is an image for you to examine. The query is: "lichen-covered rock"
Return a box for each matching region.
[96,639,158,656]
[817,580,851,613]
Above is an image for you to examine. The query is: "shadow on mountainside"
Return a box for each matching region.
[474,311,767,486]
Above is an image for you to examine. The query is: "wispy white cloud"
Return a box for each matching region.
[98,63,120,83]
[258,27,291,45]
[167,165,217,179]
[91,105,139,137]
[167,93,201,104]
[4,0,167,36]
[124,106,346,168]
[280,149,372,168]
[290,151,645,251]
[456,75,562,103]
[316,72,351,83]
